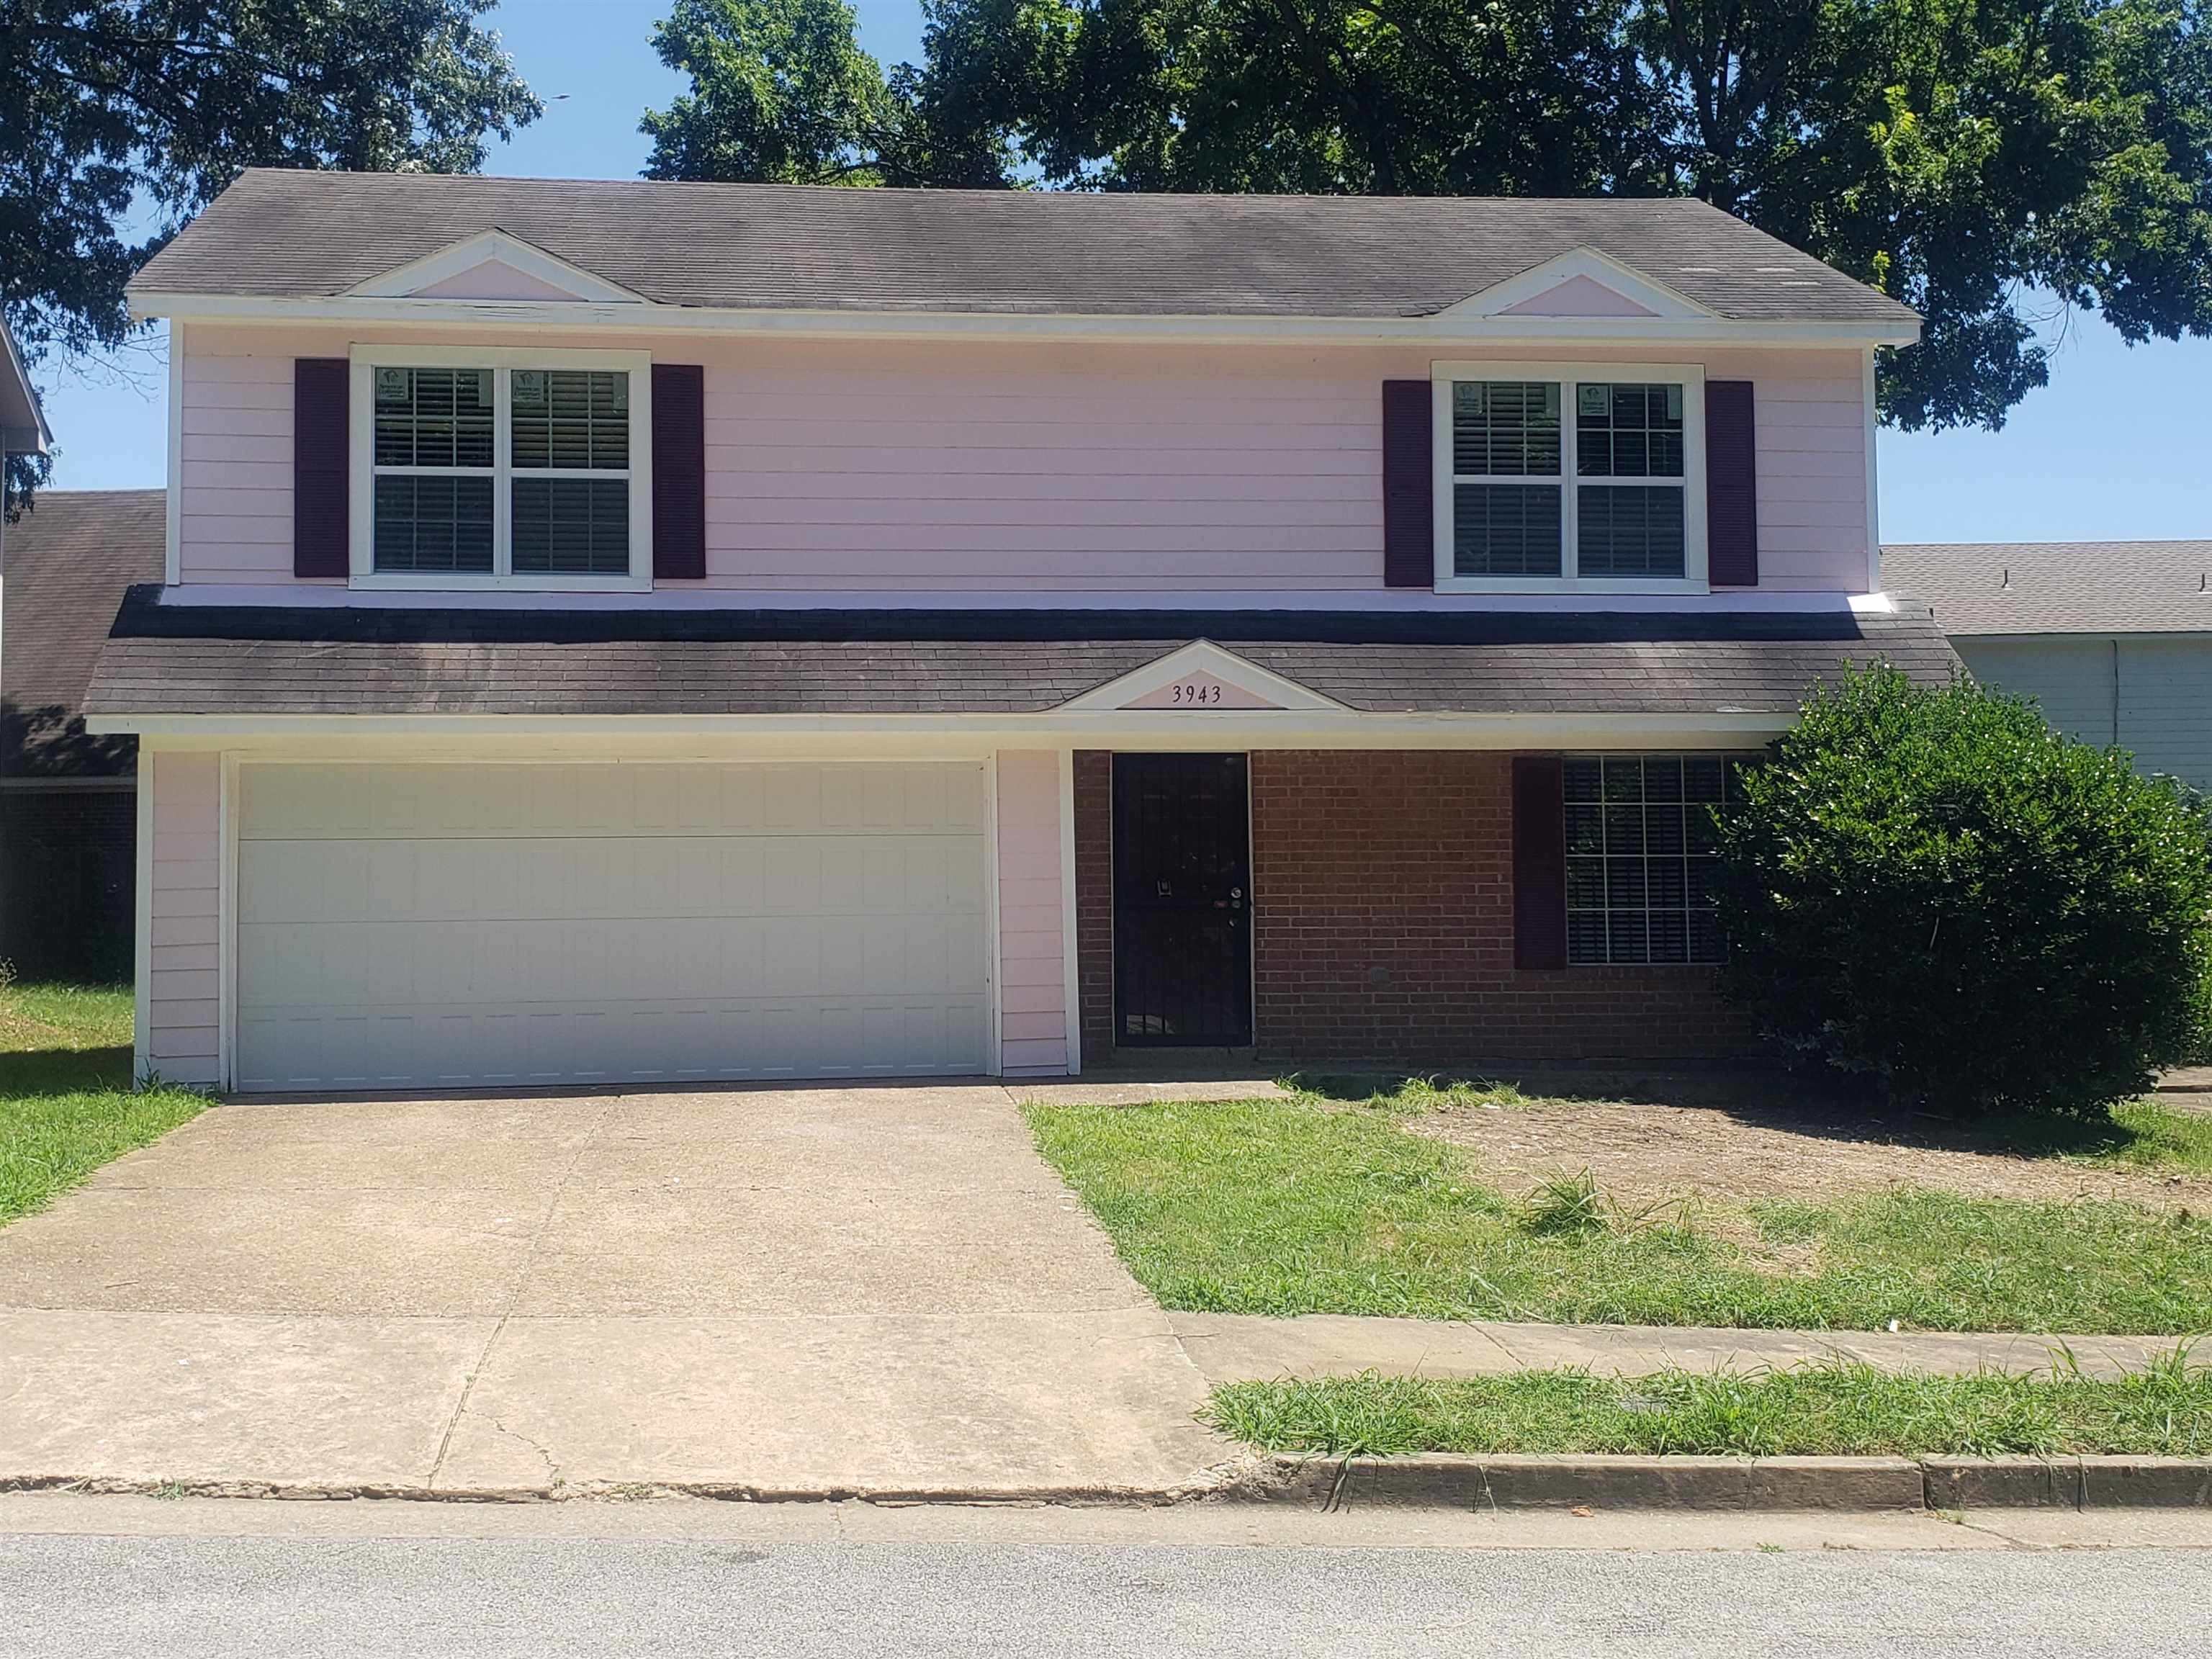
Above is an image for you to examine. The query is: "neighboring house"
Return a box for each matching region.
[89,168,1954,1092]
[0,491,166,981]
[1884,541,2212,790]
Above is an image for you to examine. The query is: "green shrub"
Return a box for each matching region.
[1714,665,2212,1118]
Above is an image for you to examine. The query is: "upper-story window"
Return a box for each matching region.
[350,346,652,590]
[1432,362,1707,593]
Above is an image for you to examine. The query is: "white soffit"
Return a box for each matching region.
[1058,641,1347,714]
[1440,247,1719,323]
[344,228,650,304]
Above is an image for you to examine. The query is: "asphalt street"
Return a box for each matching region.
[5,1514,2211,1658]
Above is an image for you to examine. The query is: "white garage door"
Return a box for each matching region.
[235,763,992,1091]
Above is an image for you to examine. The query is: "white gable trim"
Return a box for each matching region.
[345,230,649,304]
[1058,642,1347,714]
[1439,248,1719,324]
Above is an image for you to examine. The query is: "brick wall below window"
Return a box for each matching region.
[1245,750,1754,1062]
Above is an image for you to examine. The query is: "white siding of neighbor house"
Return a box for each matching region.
[1955,635,2212,790]
[145,749,222,1085]
[173,325,1876,595]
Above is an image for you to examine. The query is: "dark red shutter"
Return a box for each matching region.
[1381,379,1434,588]
[1705,379,1758,587]
[1512,755,1568,971]
[652,363,706,581]
[292,359,349,577]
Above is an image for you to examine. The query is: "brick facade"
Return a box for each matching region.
[1071,748,1753,1064]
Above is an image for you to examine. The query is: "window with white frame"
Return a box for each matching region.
[1563,754,1742,966]
[1435,364,1704,590]
[355,349,649,586]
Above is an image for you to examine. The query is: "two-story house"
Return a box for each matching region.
[89,169,1951,1093]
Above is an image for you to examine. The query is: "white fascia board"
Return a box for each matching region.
[1440,247,1718,322]
[342,229,650,303]
[127,290,1923,349]
[0,315,52,454]
[86,710,1795,748]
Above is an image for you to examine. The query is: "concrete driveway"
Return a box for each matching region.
[0,1085,1226,1498]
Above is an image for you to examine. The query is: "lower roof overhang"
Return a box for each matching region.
[84,587,1960,750]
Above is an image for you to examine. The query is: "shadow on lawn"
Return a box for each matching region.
[0,1046,136,1097]
[1291,1064,2152,1164]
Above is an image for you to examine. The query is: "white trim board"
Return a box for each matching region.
[130,291,1922,349]
[1058,642,1349,714]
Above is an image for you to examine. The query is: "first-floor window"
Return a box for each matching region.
[367,356,639,582]
[1438,365,1701,590]
[1563,754,1742,965]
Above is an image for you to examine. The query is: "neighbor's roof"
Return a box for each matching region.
[130,168,1917,327]
[1884,541,2212,637]
[85,595,1957,721]
[3,490,166,775]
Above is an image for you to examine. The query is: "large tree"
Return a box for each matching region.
[642,0,2212,431]
[1,0,541,507]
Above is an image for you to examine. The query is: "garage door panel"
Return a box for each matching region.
[235,763,995,1090]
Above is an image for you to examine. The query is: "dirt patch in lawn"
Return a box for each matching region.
[1411,1092,2212,1213]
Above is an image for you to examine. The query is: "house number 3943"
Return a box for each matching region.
[1168,680,1225,706]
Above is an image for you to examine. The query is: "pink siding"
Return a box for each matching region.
[412,261,583,301]
[1499,275,1658,318]
[146,750,221,1085]
[181,341,295,584]
[995,750,1071,1076]
[175,326,1872,594]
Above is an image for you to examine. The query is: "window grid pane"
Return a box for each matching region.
[512,477,631,575]
[1453,482,1563,577]
[1576,382,1684,480]
[1452,381,1560,477]
[1579,483,1686,577]
[373,475,493,573]
[511,370,629,472]
[1563,753,1738,966]
[373,368,493,469]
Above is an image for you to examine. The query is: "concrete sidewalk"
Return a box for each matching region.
[1172,1312,2185,1384]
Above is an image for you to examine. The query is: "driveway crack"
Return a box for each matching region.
[427,1094,619,1491]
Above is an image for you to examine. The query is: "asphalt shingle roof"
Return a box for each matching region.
[85,595,1957,720]
[130,168,1917,327]
[1884,541,2212,637]
[3,490,166,775]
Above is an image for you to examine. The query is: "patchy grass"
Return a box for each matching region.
[0,983,206,1226]
[1204,1354,2212,1459]
[1024,1097,2212,1334]
[2056,1100,2212,1177]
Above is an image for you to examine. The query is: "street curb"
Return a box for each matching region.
[1256,1455,1925,1512]
[6,1455,2211,1512]
[1254,1455,2212,1512]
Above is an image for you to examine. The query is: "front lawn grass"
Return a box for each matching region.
[0,983,206,1225]
[1204,1357,2212,1459]
[1024,1097,2212,1334]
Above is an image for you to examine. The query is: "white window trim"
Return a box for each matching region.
[1431,360,1707,595]
[349,343,654,593]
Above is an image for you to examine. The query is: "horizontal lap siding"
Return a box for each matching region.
[147,751,222,1084]
[702,354,1382,590]
[181,348,297,583]
[2114,639,2212,789]
[996,750,1071,1074]
[1246,750,1755,1061]
[171,331,1870,595]
[1954,639,2118,750]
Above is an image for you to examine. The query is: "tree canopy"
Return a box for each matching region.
[642,0,2212,432]
[2,0,540,506]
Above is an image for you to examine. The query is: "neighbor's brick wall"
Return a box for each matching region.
[1073,750,1115,1064]
[1246,751,1753,1062]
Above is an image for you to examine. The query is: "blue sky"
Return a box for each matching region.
[35,0,2211,545]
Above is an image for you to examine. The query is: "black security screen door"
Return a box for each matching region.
[1112,752,1253,1047]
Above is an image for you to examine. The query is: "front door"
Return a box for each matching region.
[1112,752,1252,1047]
